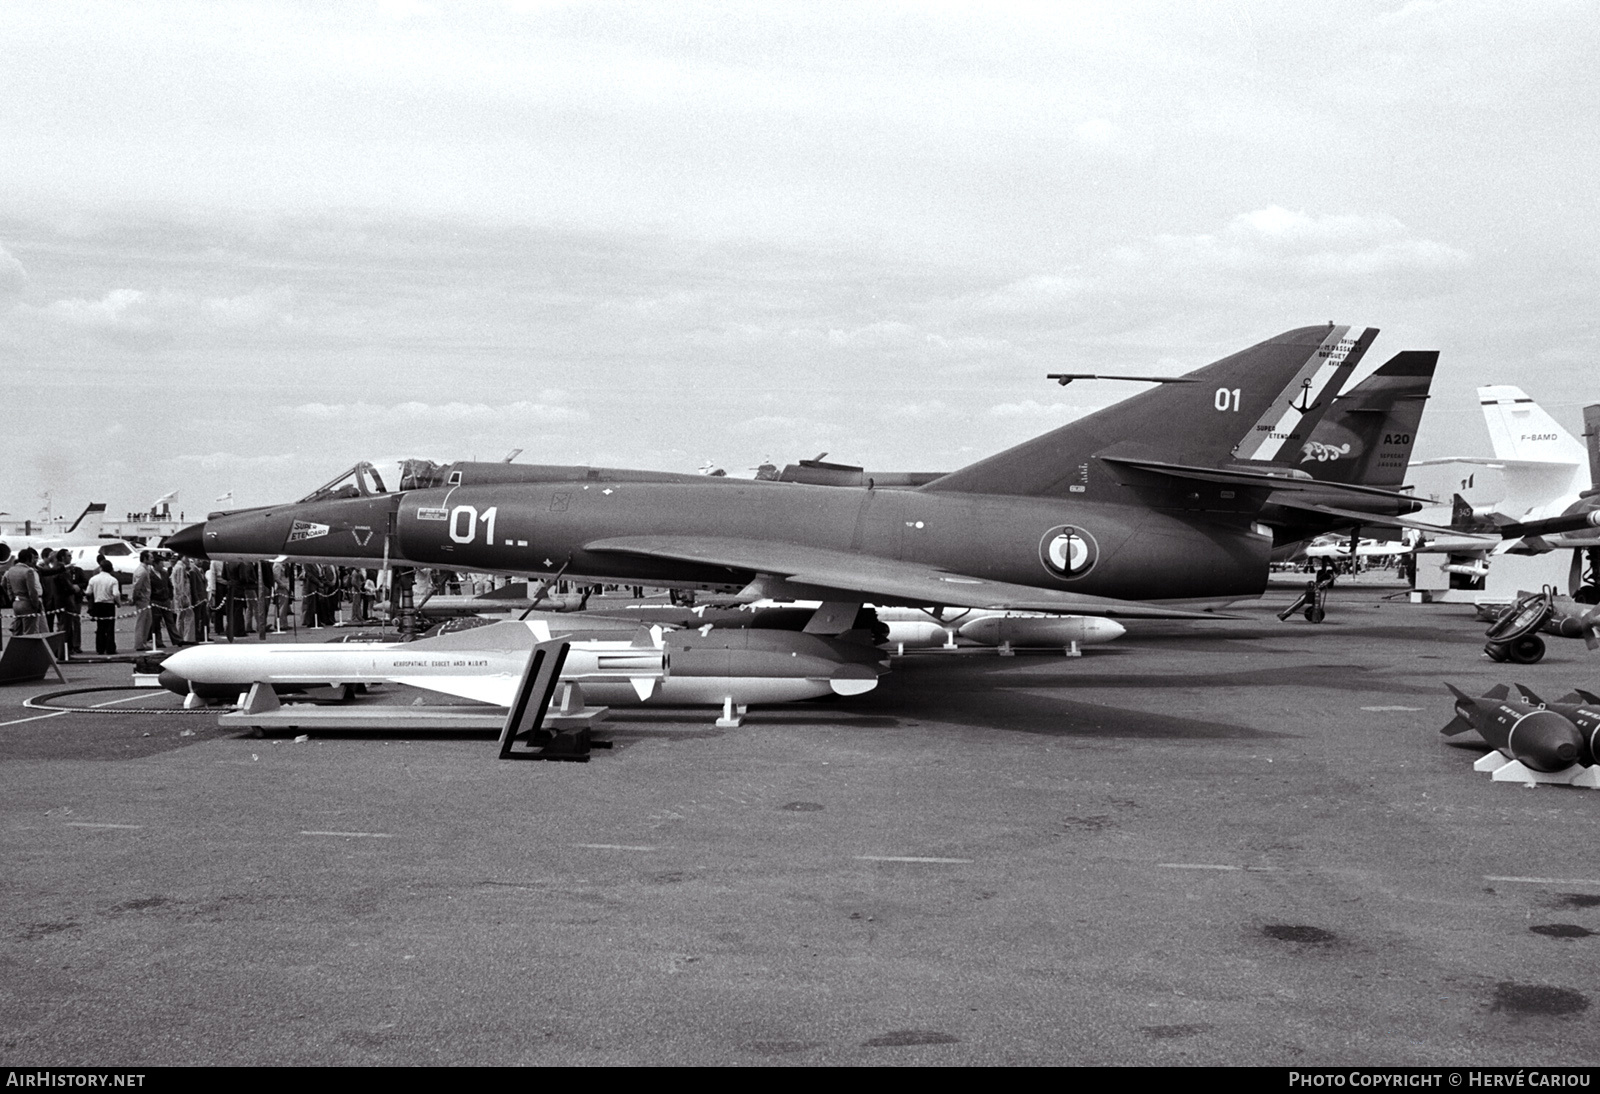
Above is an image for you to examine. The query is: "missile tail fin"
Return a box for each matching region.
[1515,682,1546,707]
[1442,682,1476,735]
[1482,683,1511,701]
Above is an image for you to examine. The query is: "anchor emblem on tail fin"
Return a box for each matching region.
[1289,379,1319,415]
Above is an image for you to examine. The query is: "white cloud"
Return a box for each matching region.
[47,288,152,331]
[731,415,809,434]
[988,400,1092,421]
[1072,118,1118,145]
[32,286,296,343]
[285,400,589,425]
[1148,206,1471,281]
[173,452,300,472]
[202,289,295,329]
[0,243,25,294]
[825,321,919,349]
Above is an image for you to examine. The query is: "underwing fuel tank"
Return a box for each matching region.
[659,628,885,702]
[955,614,1127,648]
[1441,682,1585,772]
[869,607,1126,650]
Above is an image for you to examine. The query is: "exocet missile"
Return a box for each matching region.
[159,618,887,709]
[1514,685,1600,766]
[162,620,664,706]
[1441,682,1585,772]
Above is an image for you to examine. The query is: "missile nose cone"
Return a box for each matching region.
[164,522,208,560]
[159,646,202,680]
[1511,710,1586,773]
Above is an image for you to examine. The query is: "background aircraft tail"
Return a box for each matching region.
[1480,386,1585,465]
[1584,403,1600,488]
[1297,351,1436,488]
[64,503,107,539]
[926,324,1374,498]
[1479,386,1589,512]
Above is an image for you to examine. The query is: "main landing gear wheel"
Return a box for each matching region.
[1484,641,1510,662]
[1305,605,1326,624]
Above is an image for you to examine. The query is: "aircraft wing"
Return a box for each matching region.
[582,535,1225,619]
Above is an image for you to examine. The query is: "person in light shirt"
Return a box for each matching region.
[87,559,120,655]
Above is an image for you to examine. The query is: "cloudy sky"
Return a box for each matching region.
[1,0,1595,518]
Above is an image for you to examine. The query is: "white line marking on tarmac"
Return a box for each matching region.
[65,822,143,829]
[574,843,656,852]
[0,693,163,727]
[301,830,394,839]
[856,856,974,864]
[1156,863,1282,872]
[1361,705,1423,712]
[1485,875,1600,887]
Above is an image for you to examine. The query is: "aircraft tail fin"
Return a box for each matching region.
[1449,493,1493,532]
[925,325,1375,498]
[1584,403,1600,488]
[65,503,107,538]
[1298,351,1436,487]
[1480,386,1585,465]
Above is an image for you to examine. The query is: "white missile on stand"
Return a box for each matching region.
[159,618,887,711]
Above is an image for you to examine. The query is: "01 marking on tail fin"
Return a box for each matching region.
[925,325,1374,499]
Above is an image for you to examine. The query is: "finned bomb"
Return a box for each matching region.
[1442,682,1584,773]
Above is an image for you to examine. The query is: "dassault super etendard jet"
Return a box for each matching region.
[167,325,1423,622]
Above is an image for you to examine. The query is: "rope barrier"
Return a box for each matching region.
[22,686,213,715]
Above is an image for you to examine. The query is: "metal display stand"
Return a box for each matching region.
[0,632,68,686]
[215,640,609,760]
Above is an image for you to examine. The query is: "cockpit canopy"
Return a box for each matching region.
[397,459,451,491]
[297,462,391,503]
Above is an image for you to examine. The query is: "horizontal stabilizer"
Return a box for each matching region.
[1411,457,1581,471]
[583,535,1226,619]
[1101,457,1421,507]
[1270,499,1497,539]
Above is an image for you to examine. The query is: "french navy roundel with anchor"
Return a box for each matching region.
[1038,525,1098,581]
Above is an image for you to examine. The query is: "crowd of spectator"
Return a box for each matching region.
[0,549,478,658]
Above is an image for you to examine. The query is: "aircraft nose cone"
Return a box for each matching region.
[163,522,208,560]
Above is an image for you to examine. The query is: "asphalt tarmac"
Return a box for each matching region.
[2,581,1598,1066]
